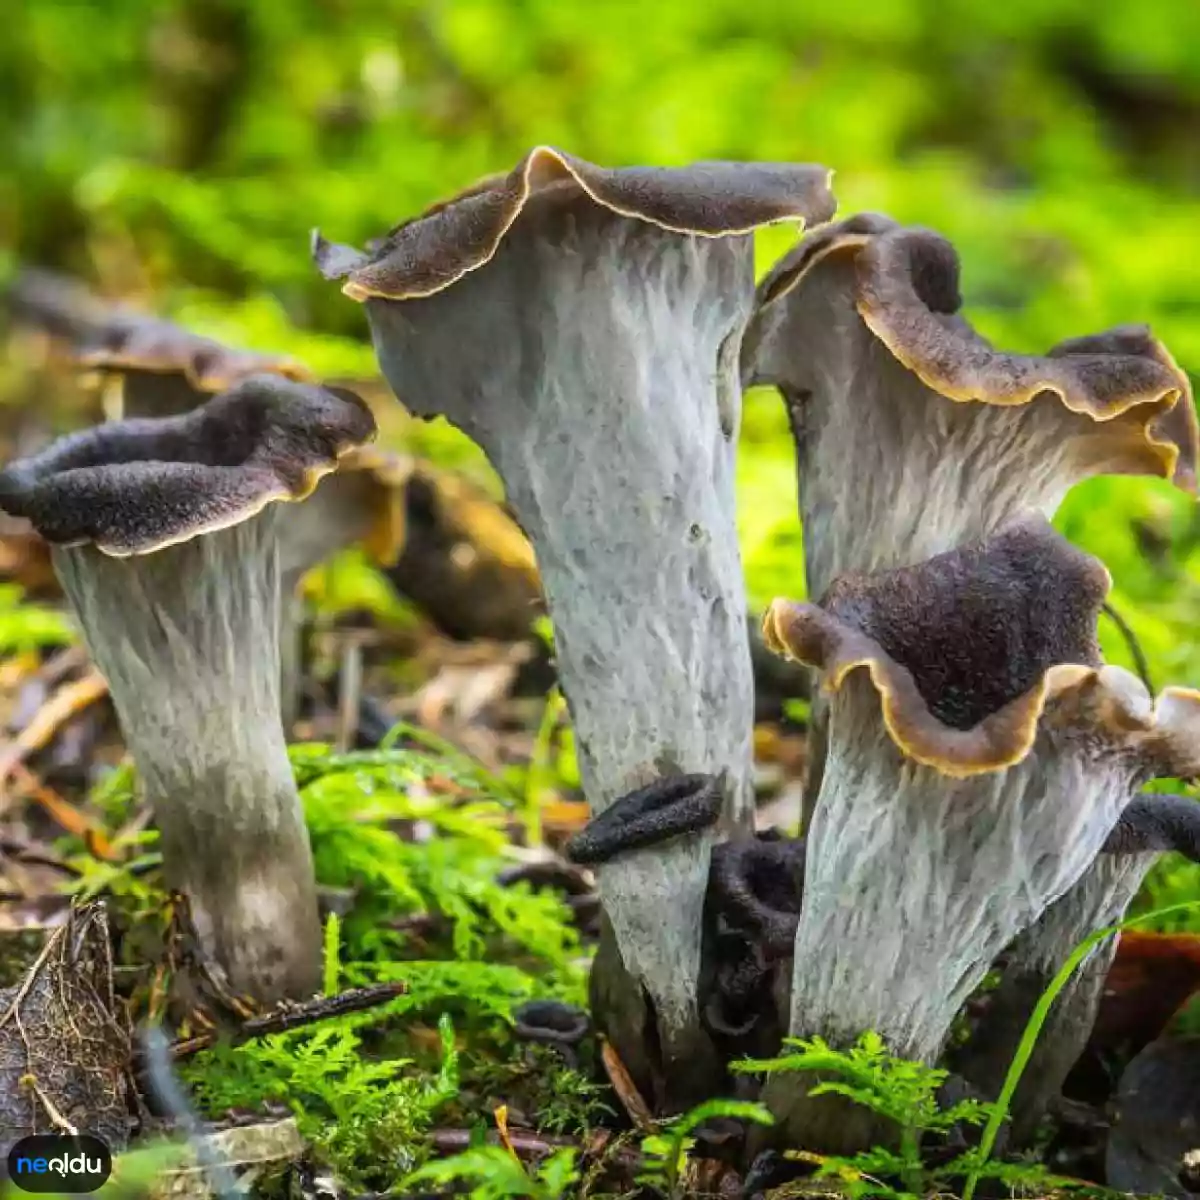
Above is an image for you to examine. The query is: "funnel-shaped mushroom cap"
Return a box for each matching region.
[0,376,376,556]
[764,519,1200,779]
[759,518,1200,1091]
[6,268,111,344]
[745,213,1199,596]
[315,145,836,301]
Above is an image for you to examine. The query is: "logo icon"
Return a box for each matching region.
[7,1135,113,1193]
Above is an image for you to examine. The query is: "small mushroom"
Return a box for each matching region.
[957,793,1200,1144]
[6,268,112,345]
[314,146,836,1105]
[384,461,543,643]
[512,999,591,1066]
[6,283,403,728]
[77,312,312,419]
[743,214,1200,826]
[701,832,806,1053]
[761,517,1200,1149]
[0,377,376,1002]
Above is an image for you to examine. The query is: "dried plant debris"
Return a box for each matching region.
[146,1119,304,1200]
[0,903,133,1158]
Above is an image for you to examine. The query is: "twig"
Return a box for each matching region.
[170,981,408,1059]
[431,1128,576,1157]
[599,1035,654,1132]
[20,1073,78,1134]
[1102,601,1155,696]
[8,762,118,859]
[0,670,109,795]
[335,639,364,753]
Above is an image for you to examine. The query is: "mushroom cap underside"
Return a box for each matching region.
[0,376,376,557]
[748,213,1199,491]
[763,517,1200,777]
[313,145,837,302]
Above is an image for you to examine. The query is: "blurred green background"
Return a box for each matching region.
[3,0,1200,835]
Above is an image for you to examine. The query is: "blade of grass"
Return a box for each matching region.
[963,899,1200,1200]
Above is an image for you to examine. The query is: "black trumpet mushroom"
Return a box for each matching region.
[742,213,1200,827]
[314,145,836,1106]
[761,517,1200,1150]
[0,377,377,1003]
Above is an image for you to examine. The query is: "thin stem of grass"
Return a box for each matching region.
[963,898,1200,1200]
[524,686,563,849]
[322,912,341,997]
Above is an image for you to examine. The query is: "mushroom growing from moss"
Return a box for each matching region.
[313,145,836,1104]
[0,376,376,1002]
[761,517,1200,1149]
[742,214,1199,824]
[955,792,1200,1145]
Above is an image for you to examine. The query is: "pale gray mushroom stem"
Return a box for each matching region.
[956,792,1200,1145]
[0,376,376,1005]
[313,147,836,1104]
[366,219,753,1103]
[760,520,1200,1151]
[54,513,321,1001]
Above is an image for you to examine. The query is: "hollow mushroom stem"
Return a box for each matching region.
[760,518,1200,1151]
[955,792,1200,1145]
[0,377,376,1003]
[314,146,835,1106]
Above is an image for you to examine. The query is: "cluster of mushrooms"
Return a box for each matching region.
[5,146,1200,1160]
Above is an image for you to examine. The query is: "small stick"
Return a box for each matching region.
[599,1036,654,1132]
[0,671,109,793]
[335,638,363,753]
[170,981,408,1059]
[8,761,118,859]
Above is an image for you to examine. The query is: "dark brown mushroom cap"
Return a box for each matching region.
[77,312,313,394]
[750,214,1199,491]
[763,517,1200,776]
[312,145,837,302]
[0,376,375,557]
